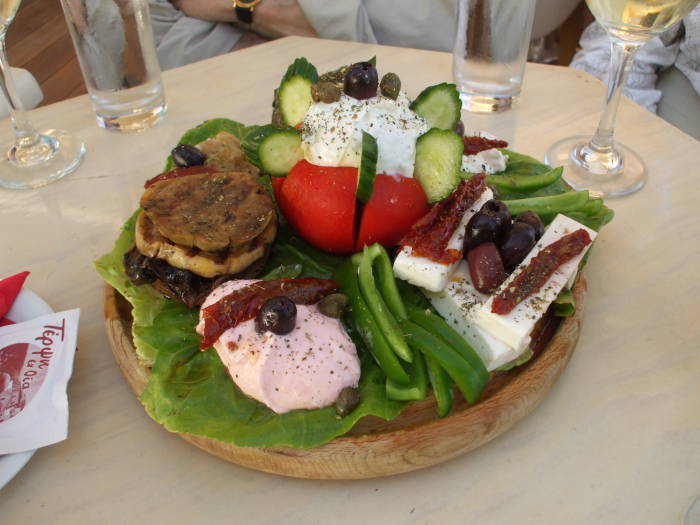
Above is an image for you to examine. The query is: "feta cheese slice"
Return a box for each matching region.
[393,187,493,292]
[475,214,597,350]
[461,131,509,175]
[425,261,526,371]
[461,148,508,175]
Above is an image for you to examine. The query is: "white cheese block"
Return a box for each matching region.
[425,260,526,371]
[475,214,597,350]
[461,131,509,175]
[461,148,508,175]
[393,187,493,292]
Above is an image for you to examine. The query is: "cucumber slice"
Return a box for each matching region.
[279,76,314,127]
[356,131,378,203]
[242,125,303,177]
[410,83,461,130]
[414,128,463,203]
[276,57,319,127]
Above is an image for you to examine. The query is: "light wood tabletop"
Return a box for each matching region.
[0,36,698,524]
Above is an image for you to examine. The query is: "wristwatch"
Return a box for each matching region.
[232,0,263,24]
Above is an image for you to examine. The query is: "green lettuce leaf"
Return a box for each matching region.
[95,118,405,448]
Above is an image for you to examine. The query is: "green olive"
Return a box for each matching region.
[380,73,401,100]
[335,387,360,417]
[317,293,348,318]
[311,81,342,104]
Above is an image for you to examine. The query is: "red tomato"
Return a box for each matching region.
[275,160,357,254]
[274,160,428,254]
[355,174,429,251]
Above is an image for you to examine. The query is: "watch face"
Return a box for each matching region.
[235,5,253,23]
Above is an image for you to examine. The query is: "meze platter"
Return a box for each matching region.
[97,57,613,479]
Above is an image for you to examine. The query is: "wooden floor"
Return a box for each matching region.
[5,0,591,109]
[6,0,86,106]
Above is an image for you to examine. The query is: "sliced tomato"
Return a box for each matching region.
[355,174,429,251]
[275,160,357,254]
[274,161,429,254]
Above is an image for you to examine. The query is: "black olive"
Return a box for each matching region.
[335,387,360,417]
[515,210,544,240]
[255,296,297,335]
[464,212,501,252]
[171,144,206,168]
[343,62,378,100]
[317,293,348,318]
[467,242,507,294]
[498,222,536,270]
[379,72,401,99]
[480,199,512,235]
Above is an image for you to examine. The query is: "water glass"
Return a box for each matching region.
[453,0,536,112]
[60,0,166,132]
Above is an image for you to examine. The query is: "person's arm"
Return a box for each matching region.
[170,0,317,38]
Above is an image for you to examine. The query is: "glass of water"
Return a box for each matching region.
[60,0,166,132]
[453,0,536,113]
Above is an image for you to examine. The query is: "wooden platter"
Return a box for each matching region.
[103,277,586,480]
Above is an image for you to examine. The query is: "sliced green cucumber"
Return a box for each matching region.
[276,57,319,127]
[279,76,314,127]
[356,131,378,203]
[410,83,461,130]
[242,125,303,177]
[414,128,463,203]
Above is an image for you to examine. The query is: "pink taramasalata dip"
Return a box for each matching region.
[196,280,361,414]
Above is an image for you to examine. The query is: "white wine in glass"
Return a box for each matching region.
[0,0,86,189]
[545,0,699,198]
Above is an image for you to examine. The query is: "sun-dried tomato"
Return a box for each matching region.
[492,229,592,315]
[199,278,340,349]
[399,175,486,264]
[463,136,508,156]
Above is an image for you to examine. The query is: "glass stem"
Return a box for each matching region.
[588,39,641,156]
[0,32,40,150]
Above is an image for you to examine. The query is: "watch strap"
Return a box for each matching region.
[233,0,263,24]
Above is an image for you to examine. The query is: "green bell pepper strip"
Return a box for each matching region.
[366,243,407,320]
[386,347,428,401]
[503,190,589,216]
[405,305,489,389]
[424,354,453,417]
[357,247,413,362]
[462,166,563,193]
[553,287,575,317]
[334,259,410,383]
[398,318,485,404]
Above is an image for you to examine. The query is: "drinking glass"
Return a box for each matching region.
[60,0,166,132]
[453,0,536,112]
[0,0,86,190]
[545,0,699,197]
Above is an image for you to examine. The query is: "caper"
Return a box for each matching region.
[335,387,360,417]
[311,81,342,104]
[317,293,348,318]
[171,144,206,168]
[380,72,401,100]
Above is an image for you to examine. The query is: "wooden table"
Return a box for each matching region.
[1,37,698,524]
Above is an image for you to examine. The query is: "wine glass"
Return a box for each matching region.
[545,0,699,198]
[0,0,85,190]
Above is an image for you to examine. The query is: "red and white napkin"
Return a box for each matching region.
[0,272,80,455]
[0,271,29,327]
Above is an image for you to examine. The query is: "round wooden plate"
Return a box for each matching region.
[103,277,585,480]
